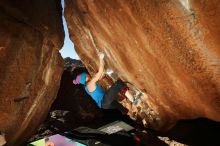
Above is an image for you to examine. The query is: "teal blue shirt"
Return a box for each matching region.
[85,84,105,108]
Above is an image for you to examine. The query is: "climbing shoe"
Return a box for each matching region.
[132,92,143,105]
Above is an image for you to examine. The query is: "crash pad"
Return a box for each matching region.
[29,134,85,146]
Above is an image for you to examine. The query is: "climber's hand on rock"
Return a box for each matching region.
[0,133,6,146]
[98,52,105,59]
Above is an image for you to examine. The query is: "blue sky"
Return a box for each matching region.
[59,0,80,59]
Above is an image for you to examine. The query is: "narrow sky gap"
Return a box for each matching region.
[59,0,80,59]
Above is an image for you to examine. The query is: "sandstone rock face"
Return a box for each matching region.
[65,0,220,130]
[0,0,64,145]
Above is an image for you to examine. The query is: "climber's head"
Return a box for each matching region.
[73,72,90,85]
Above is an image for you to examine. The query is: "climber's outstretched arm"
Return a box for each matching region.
[91,52,105,82]
[87,52,105,91]
[0,133,6,146]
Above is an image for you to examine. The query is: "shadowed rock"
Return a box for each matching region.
[0,0,64,145]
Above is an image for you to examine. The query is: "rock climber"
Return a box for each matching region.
[72,52,141,114]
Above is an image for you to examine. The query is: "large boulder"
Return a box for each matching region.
[64,0,220,130]
[0,0,64,145]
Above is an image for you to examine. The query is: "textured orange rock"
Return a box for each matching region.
[65,0,220,130]
[0,0,64,145]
